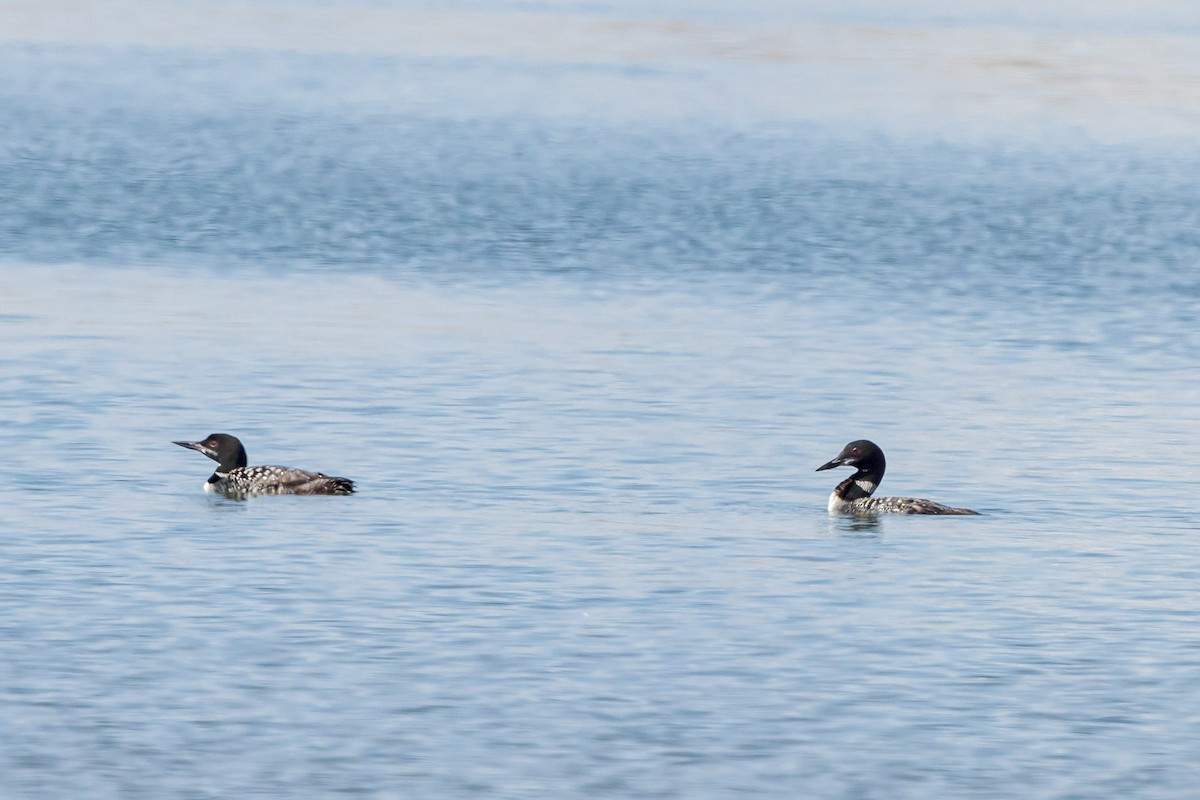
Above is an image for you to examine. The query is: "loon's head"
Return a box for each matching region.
[816,439,886,477]
[173,433,249,473]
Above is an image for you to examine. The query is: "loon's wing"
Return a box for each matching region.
[891,497,978,515]
[850,496,979,515]
[273,468,355,496]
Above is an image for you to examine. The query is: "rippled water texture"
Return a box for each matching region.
[2,2,1200,798]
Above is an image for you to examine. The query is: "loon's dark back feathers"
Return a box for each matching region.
[219,465,356,498]
[837,491,978,516]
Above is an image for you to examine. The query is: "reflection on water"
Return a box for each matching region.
[831,516,884,536]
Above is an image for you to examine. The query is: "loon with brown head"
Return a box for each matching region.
[816,439,977,516]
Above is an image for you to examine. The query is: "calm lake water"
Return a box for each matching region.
[2,2,1200,798]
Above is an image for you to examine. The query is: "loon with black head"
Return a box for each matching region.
[816,439,977,516]
[173,433,355,498]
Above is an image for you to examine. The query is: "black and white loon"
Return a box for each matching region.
[816,439,978,516]
[173,433,355,498]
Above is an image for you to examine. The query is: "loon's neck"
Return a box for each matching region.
[221,450,248,473]
[828,468,882,513]
[837,467,881,500]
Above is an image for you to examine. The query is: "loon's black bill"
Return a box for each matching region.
[815,457,844,472]
[173,439,219,461]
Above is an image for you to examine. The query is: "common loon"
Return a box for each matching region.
[173,433,355,498]
[816,439,978,516]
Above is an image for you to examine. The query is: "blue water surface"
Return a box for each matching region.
[2,10,1200,799]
